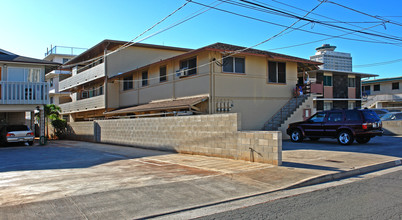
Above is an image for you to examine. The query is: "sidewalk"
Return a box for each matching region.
[0,137,401,219]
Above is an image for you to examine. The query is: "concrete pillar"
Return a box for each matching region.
[39,105,45,138]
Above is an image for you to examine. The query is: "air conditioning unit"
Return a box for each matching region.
[176,67,189,78]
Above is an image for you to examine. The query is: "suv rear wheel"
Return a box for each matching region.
[337,130,354,145]
[290,129,303,142]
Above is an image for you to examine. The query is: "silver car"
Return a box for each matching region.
[0,125,35,146]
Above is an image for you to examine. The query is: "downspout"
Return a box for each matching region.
[209,53,212,114]
[103,44,109,114]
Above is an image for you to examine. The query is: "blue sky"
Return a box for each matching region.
[1,0,401,78]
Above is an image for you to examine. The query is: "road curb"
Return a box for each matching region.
[285,159,402,189]
[139,160,401,219]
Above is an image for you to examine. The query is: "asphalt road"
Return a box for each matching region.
[197,169,402,220]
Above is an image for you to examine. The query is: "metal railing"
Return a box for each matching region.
[0,82,49,104]
[44,46,87,57]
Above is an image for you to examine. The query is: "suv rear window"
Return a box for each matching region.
[345,110,361,121]
[362,110,380,121]
[6,125,29,132]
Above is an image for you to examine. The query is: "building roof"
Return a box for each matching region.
[105,95,208,115]
[362,76,402,84]
[0,49,59,66]
[63,39,193,67]
[308,69,378,78]
[110,42,321,80]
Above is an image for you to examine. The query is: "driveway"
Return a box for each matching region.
[0,137,400,219]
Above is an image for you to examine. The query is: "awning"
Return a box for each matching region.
[105,96,208,115]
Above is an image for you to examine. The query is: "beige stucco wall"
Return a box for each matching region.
[213,52,299,130]
[66,114,282,165]
[118,51,211,108]
[365,80,402,96]
[106,46,187,77]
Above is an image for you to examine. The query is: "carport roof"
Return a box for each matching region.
[105,95,208,115]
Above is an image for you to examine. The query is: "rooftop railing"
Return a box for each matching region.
[45,46,87,57]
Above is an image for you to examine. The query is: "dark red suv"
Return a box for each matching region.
[286,109,383,145]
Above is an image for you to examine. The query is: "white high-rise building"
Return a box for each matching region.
[310,44,352,71]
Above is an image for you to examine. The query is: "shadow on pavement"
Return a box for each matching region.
[0,144,171,173]
[281,162,342,171]
[282,136,402,158]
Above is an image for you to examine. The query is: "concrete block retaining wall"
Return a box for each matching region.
[382,120,402,135]
[67,113,282,165]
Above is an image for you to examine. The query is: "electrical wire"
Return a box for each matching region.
[354,58,402,68]
[325,0,402,27]
[189,0,400,45]
[113,0,325,84]
[235,0,402,42]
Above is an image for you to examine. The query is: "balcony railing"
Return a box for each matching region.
[0,82,49,105]
[59,63,105,91]
[59,95,105,114]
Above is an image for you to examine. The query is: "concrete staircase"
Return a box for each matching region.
[263,94,310,131]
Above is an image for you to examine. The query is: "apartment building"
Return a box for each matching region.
[43,46,86,106]
[0,48,59,136]
[58,40,191,121]
[104,42,320,130]
[308,45,377,111]
[362,76,402,110]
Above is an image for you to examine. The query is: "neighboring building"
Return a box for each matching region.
[304,69,377,111]
[310,44,352,72]
[0,48,59,136]
[43,46,86,106]
[308,44,376,111]
[362,76,402,110]
[58,39,192,122]
[104,42,320,130]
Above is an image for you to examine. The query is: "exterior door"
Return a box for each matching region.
[304,112,326,136]
[324,111,344,137]
[303,108,311,121]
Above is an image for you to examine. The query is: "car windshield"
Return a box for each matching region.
[6,125,29,132]
[362,110,380,121]
[309,112,326,122]
[381,113,395,120]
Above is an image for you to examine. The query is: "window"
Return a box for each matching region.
[160,66,167,82]
[50,78,54,87]
[223,57,245,73]
[180,57,197,75]
[81,91,88,99]
[62,58,70,64]
[268,61,286,83]
[392,82,399,90]
[374,84,380,91]
[348,101,356,110]
[323,75,333,86]
[142,71,148,86]
[50,97,54,104]
[7,67,41,82]
[123,76,133,91]
[309,112,326,122]
[346,110,361,121]
[327,112,343,122]
[324,101,333,111]
[348,78,355,87]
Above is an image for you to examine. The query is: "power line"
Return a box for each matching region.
[266,0,401,41]
[70,1,220,73]
[325,0,402,27]
[188,0,401,45]
[237,0,402,42]
[354,58,402,68]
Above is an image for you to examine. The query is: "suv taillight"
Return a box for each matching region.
[362,123,368,130]
[6,133,15,137]
[27,132,34,136]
